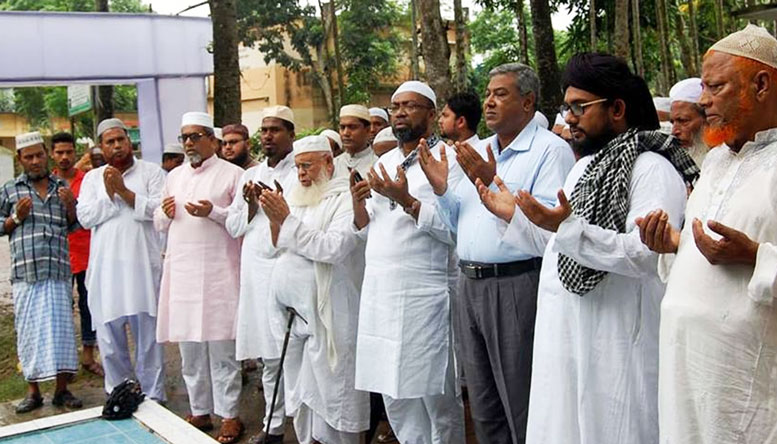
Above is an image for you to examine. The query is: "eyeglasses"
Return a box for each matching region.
[388,101,433,115]
[178,132,208,143]
[295,162,316,172]
[559,98,608,118]
[223,138,247,146]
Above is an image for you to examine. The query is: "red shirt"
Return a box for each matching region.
[54,168,90,274]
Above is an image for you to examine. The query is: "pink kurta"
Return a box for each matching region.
[154,155,244,342]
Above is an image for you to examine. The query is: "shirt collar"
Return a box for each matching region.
[737,127,777,156]
[346,146,374,160]
[491,119,538,155]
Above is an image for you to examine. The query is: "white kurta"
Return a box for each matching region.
[660,130,777,443]
[226,154,297,360]
[334,146,378,178]
[507,152,687,444]
[354,142,459,399]
[270,179,370,433]
[77,159,165,325]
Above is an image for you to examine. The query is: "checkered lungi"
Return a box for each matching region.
[12,279,78,382]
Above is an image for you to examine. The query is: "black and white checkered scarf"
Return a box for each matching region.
[557,128,700,296]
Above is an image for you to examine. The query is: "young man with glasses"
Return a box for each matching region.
[476,53,698,444]
[418,63,574,444]
[155,112,246,444]
[221,124,259,170]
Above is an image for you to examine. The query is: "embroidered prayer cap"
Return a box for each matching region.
[262,105,295,126]
[373,126,397,144]
[670,78,703,104]
[710,24,777,70]
[339,104,371,121]
[293,135,332,157]
[15,131,44,151]
[214,128,223,141]
[222,123,250,140]
[534,111,549,129]
[320,129,342,149]
[163,143,184,155]
[391,81,437,107]
[653,97,671,113]
[369,107,389,122]
[181,112,214,130]
[97,118,128,138]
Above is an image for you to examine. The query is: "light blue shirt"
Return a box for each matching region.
[437,119,575,263]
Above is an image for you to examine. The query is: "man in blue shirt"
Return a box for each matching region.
[419,63,575,444]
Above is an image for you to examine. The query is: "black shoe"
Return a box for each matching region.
[15,394,43,414]
[52,390,83,408]
[247,431,284,444]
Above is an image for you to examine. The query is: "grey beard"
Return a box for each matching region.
[186,152,203,165]
[393,125,426,143]
[27,169,49,181]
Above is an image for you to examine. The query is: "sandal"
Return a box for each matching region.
[185,413,214,431]
[15,394,43,414]
[52,390,83,408]
[217,417,244,444]
[82,361,105,377]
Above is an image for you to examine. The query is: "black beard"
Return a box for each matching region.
[228,149,250,167]
[570,127,618,157]
[393,123,426,143]
[27,169,49,181]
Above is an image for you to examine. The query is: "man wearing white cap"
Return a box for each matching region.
[260,135,368,443]
[369,107,390,142]
[3,131,82,413]
[321,128,343,157]
[352,80,465,443]
[653,97,673,134]
[154,112,245,444]
[77,118,167,401]
[637,24,777,443]
[226,105,298,444]
[372,126,398,157]
[162,142,185,173]
[336,104,378,178]
[669,77,709,167]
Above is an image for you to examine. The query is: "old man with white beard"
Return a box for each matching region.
[261,135,369,444]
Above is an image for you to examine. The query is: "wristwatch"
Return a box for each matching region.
[11,212,21,225]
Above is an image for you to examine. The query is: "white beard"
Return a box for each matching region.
[287,173,330,207]
[686,131,710,168]
[186,152,202,165]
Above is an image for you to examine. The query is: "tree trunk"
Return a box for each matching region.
[655,0,672,93]
[313,44,338,126]
[614,0,630,60]
[328,0,345,108]
[714,0,724,38]
[673,3,697,77]
[94,0,113,123]
[410,0,420,78]
[453,0,468,92]
[590,0,597,50]
[687,0,700,70]
[318,1,338,126]
[513,0,530,65]
[417,0,452,103]
[631,0,644,77]
[529,0,562,121]
[209,0,241,126]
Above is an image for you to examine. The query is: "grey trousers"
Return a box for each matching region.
[453,269,540,444]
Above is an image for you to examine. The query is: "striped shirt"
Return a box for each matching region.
[0,173,76,283]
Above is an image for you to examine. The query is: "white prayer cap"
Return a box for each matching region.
[653,97,671,113]
[373,126,397,144]
[164,143,184,155]
[262,105,295,126]
[553,113,566,126]
[669,78,703,104]
[710,24,777,70]
[391,80,437,107]
[369,107,389,122]
[533,111,549,129]
[340,104,371,121]
[181,111,214,130]
[97,118,128,138]
[320,129,342,149]
[214,127,223,141]
[293,135,332,157]
[15,131,44,151]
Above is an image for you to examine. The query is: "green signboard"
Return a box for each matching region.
[67,85,92,116]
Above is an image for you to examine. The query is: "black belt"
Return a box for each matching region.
[459,258,542,280]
